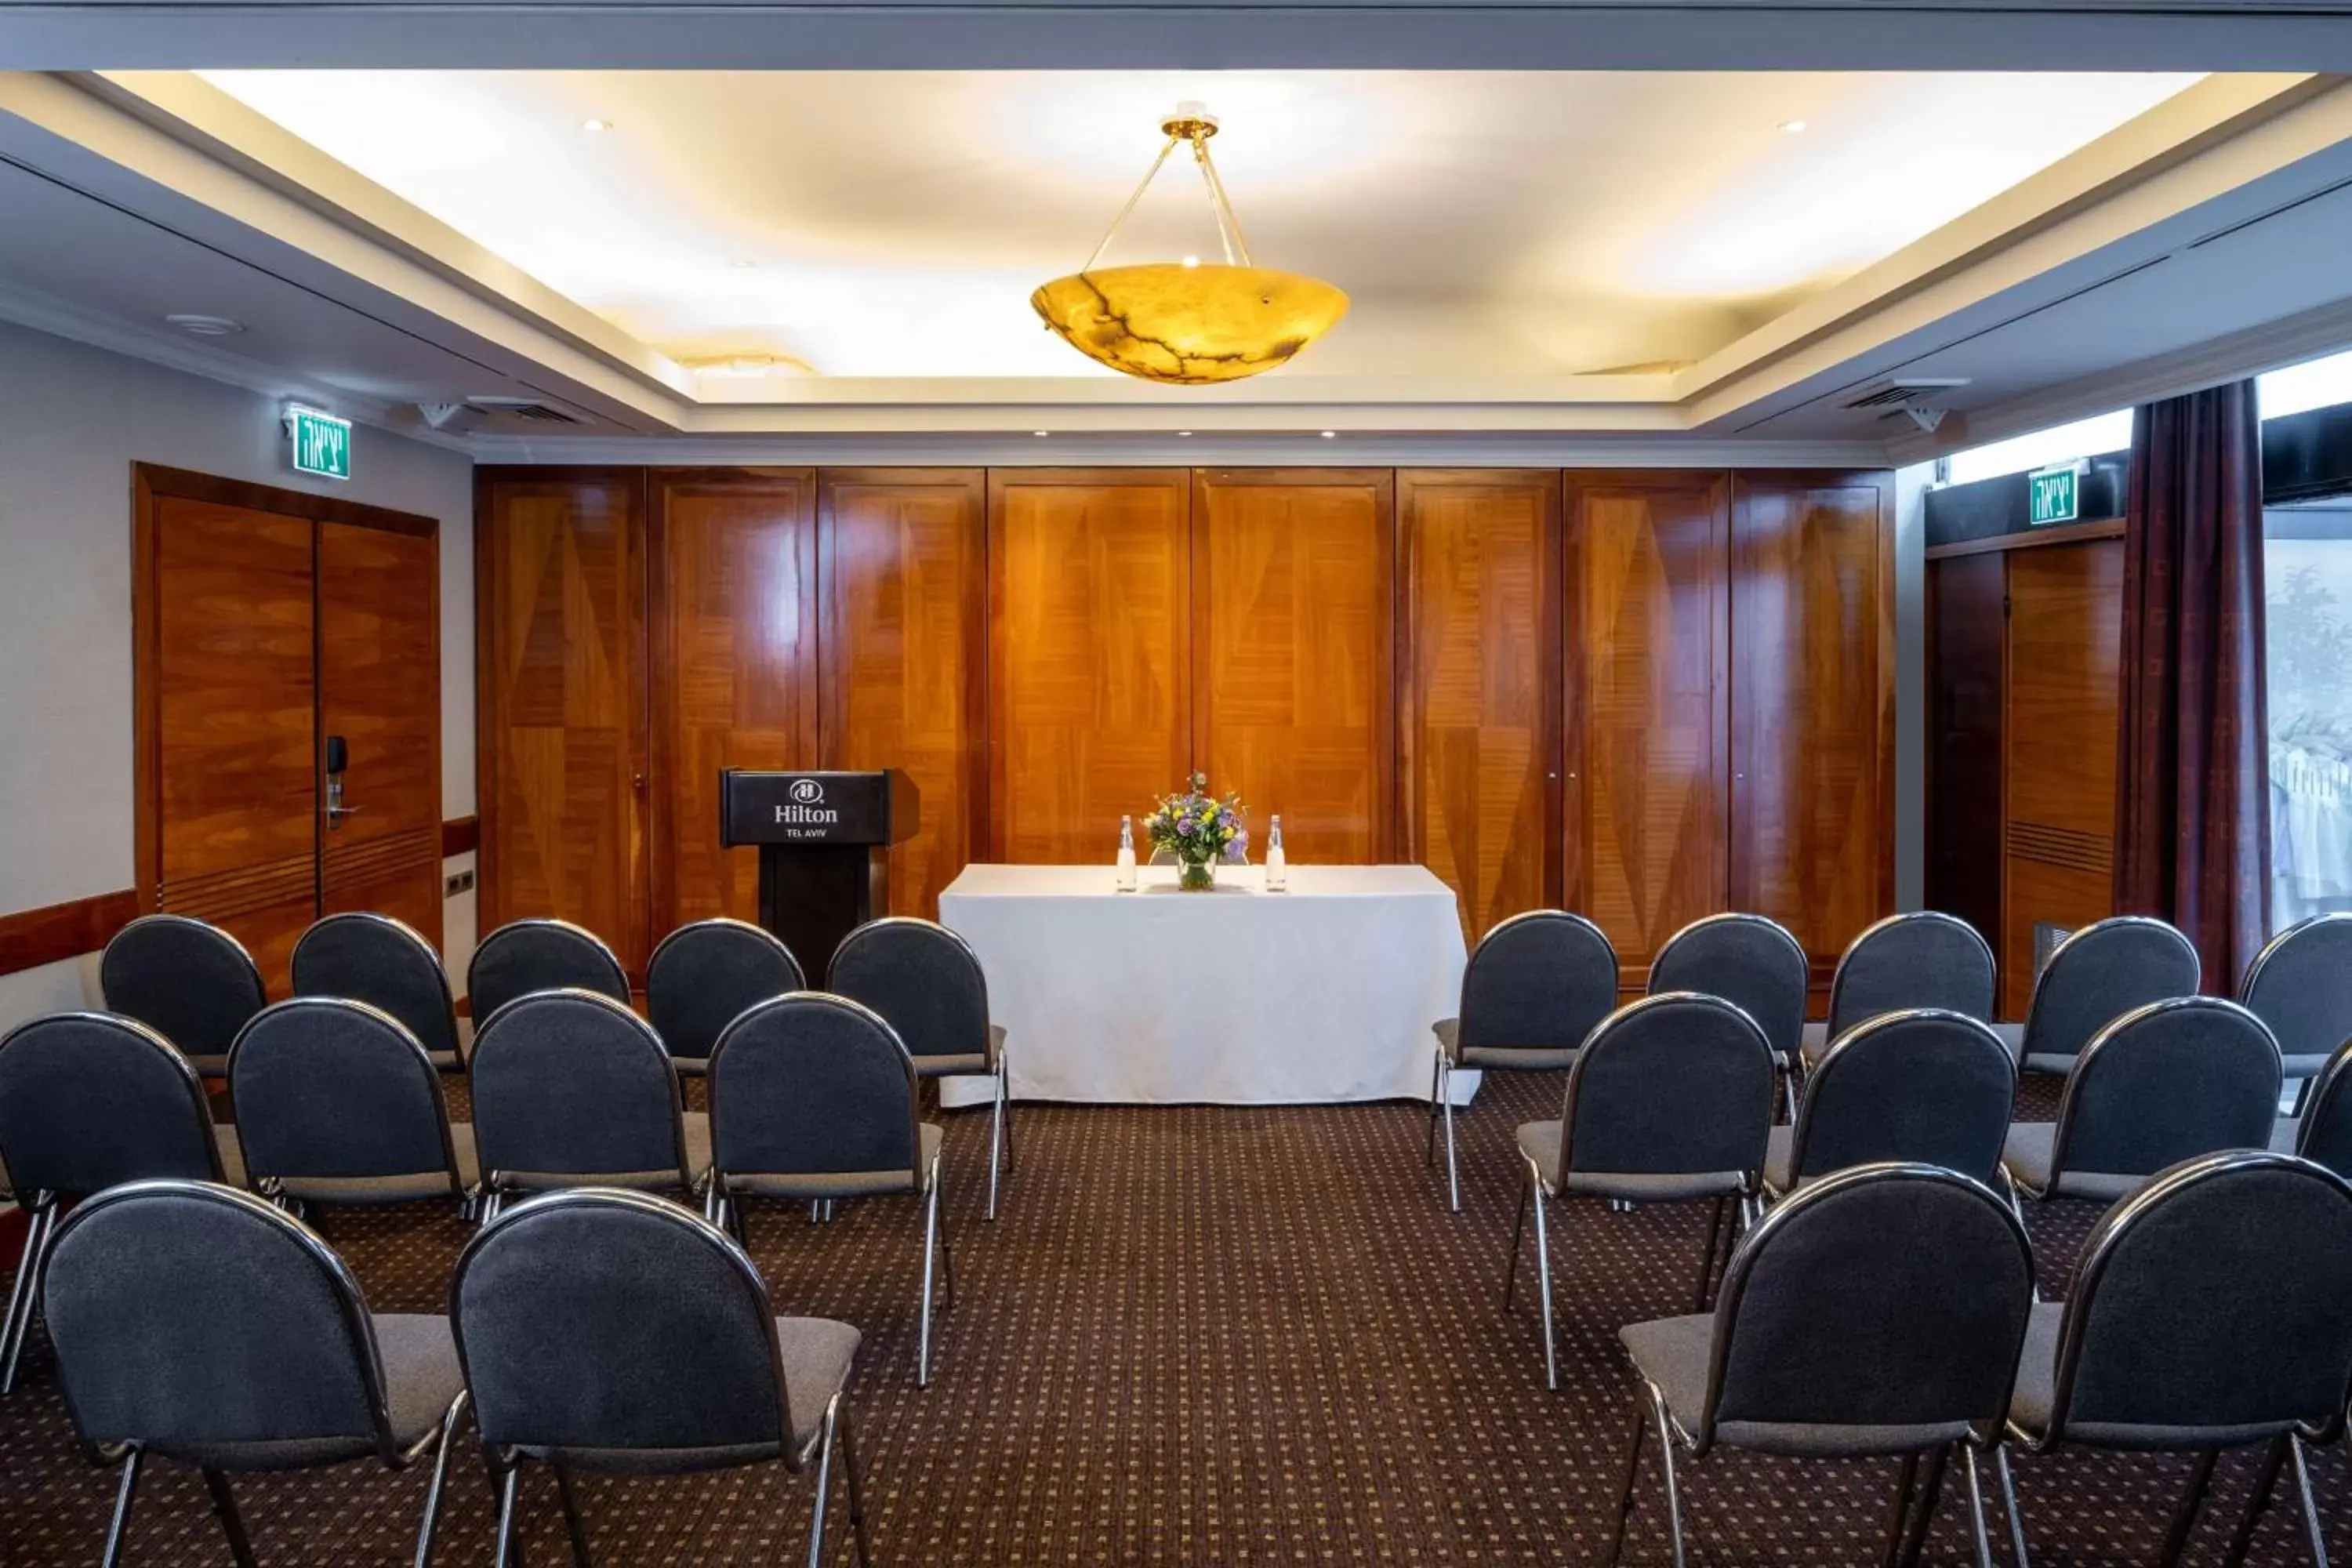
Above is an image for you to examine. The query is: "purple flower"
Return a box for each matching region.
[1178,818,1195,836]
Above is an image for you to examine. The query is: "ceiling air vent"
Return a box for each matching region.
[1839,377,1971,411]
[466,396,583,425]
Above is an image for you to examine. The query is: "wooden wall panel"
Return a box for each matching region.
[820,469,987,918]
[649,469,818,932]
[1926,550,2007,966]
[989,470,1192,864]
[1729,471,1894,975]
[476,470,649,971]
[1563,471,1730,983]
[2001,538,2124,1014]
[1398,470,1561,938]
[1192,470,1396,865]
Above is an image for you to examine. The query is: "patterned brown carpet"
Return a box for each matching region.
[0,1071,2339,1567]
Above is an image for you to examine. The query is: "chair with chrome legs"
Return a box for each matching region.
[452,1188,873,1568]
[466,918,631,1029]
[830,917,1014,1221]
[1504,993,1775,1390]
[1649,913,1809,1120]
[1797,912,1998,1073]
[2002,996,2281,1206]
[1608,1162,2035,1568]
[42,1178,471,1568]
[2238,913,2352,1111]
[2003,1149,2352,1568]
[646,918,804,1076]
[1427,910,1618,1214]
[2006,915,2200,1076]
[293,912,468,1071]
[227,996,479,1218]
[1766,1009,2016,1202]
[2276,1036,2352,1175]
[706,993,954,1386]
[100,913,268,1078]
[0,1013,245,1395]
[468,989,710,1221]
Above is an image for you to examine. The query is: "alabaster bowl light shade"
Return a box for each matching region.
[1030,262,1349,385]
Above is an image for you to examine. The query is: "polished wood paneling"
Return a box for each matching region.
[1729,470,1894,975]
[2001,538,2124,1014]
[1926,550,2007,963]
[1563,471,1730,982]
[319,521,443,944]
[1192,470,1396,865]
[0,890,139,978]
[648,469,818,931]
[1398,470,1561,938]
[989,470,1192,864]
[820,469,987,917]
[476,470,650,971]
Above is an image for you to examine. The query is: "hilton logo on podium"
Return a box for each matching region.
[774,779,840,828]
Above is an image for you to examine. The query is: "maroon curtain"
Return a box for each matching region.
[2114,379,2270,992]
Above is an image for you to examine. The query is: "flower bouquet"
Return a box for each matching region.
[1143,772,1247,891]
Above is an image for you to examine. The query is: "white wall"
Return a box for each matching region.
[0,318,476,1029]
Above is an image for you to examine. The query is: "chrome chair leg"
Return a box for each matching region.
[2220,1434,2289,1568]
[2158,1450,2220,1568]
[806,1396,838,1568]
[986,1057,1007,1221]
[1694,1196,1728,1312]
[100,1446,144,1568]
[412,1394,467,1568]
[917,1167,941,1387]
[1961,1446,1997,1568]
[1530,1165,1558,1391]
[1897,1443,1951,1568]
[1441,1054,1461,1213]
[1648,1386,1687,1568]
[998,1049,1016,1174]
[1993,1446,2031,1568]
[554,1463,593,1568]
[2292,1433,2330,1568]
[204,1468,260,1568]
[841,1400,874,1568]
[492,1460,524,1568]
[0,1196,58,1393]
[1426,1046,1443,1168]
[1502,1173,1529,1308]
[1882,1452,1922,1568]
[1605,1399,1649,1568]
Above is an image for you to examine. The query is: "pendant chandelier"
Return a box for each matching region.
[1030,103,1348,386]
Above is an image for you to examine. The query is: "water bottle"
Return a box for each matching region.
[1116,815,1138,892]
[1265,814,1287,892]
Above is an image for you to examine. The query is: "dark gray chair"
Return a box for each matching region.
[100,913,267,1077]
[466,918,630,1030]
[2238,913,2352,1100]
[0,1012,243,1394]
[1650,912,1809,1120]
[2005,1150,2352,1568]
[292,912,466,1071]
[831,917,1013,1221]
[42,1178,470,1568]
[1610,1163,2035,1568]
[467,989,709,1220]
[2003,996,2283,1204]
[708,992,953,1386]
[226,996,478,1216]
[1505,993,1776,1390]
[1798,911,1998,1069]
[2276,1035,2352,1177]
[646,918,804,1076]
[1428,909,1619,1214]
[1766,1009,2016,1200]
[451,1188,870,1568]
[2009,915,2200,1076]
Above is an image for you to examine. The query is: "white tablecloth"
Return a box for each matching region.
[937,864,1475,1106]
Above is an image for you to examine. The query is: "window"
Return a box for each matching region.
[1944,408,2135,485]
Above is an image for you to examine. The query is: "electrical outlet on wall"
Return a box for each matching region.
[445,869,476,897]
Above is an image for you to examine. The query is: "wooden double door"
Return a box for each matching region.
[136,466,443,992]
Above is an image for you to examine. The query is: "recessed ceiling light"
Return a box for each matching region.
[1779,119,1809,135]
[1181,255,1201,269]
[1033,430,1050,437]
[580,118,615,133]
[1319,430,1338,439]
[728,260,757,270]
[164,313,244,336]
[1178,430,1194,437]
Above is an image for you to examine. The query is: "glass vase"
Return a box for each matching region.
[1178,857,1216,892]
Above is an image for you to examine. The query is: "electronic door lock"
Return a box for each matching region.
[324,734,362,826]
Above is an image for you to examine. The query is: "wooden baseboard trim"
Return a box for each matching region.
[0,889,140,978]
[441,815,480,858]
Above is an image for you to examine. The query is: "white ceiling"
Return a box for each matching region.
[198,69,2199,384]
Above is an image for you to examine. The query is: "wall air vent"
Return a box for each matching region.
[466,396,583,425]
[1839,376,1972,410]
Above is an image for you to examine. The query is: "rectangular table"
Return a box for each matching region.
[936,863,1475,1106]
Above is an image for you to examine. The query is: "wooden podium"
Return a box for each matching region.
[719,770,920,984]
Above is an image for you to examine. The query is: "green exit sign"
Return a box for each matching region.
[287,405,352,482]
[2027,462,2081,526]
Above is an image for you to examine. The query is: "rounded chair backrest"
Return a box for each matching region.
[2050,1151,2352,1443]
[227,997,460,1190]
[1825,912,1997,1039]
[708,993,921,1181]
[2022,916,2200,1065]
[1562,993,1775,1178]
[1703,1163,2034,1451]
[452,1189,791,1458]
[468,989,686,1183]
[0,1014,223,1196]
[1649,913,1809,1062]
[466,919,630,1029]
[1456,910,1619,1056]
[646,920,804,1062]
[2238,913,2352,1065]
[2296,1038,2352,1178]
[292,913,462,1060]
[2052,996,2282,1181]
[829,918,989,1065]
[1788,1010,2017,1186]
[44,1179,394,1463]
[100,913,267,1059]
